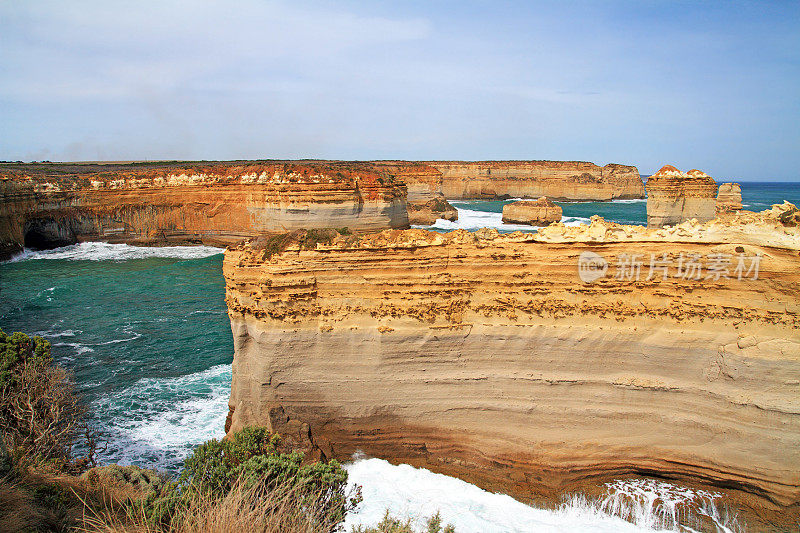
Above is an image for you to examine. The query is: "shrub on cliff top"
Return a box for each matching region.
[141,427,361,531]
[0,329,86,469]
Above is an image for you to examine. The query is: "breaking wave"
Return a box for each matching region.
[345,458,740,532]
[418,205,590,233]
[92,364,231,471]
[8,242,223,262]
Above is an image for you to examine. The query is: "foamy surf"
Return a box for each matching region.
[93,363,231,470]
[415,204,591,232]
[8,242,223,262]
[344,458,671,533]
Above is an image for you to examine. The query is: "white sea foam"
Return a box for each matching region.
[344,458,671,533]
[611,198,647,203]
[93,363,231,469]
[9,242,223,262]
[415,205,590,232]
[52,342,95,356]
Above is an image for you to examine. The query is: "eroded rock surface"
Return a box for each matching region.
[0,161,409,259]
[407,194,459,225]
[425,160,644,200]
[224,203,800,528]
[501,197,562,225]
[717,182,743,212]
[646,165,718,227]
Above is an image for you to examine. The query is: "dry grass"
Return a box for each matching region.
[80,480,341,533]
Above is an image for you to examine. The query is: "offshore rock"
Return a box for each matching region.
[716,182,743,212]
[0,161,409,259]
[224,203,800,529]
[501,197,562,226]
[407,194,459,225]
[646,165,718,228]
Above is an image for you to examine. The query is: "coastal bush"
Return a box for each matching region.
[137,427,361,531]
[0,329,85,469]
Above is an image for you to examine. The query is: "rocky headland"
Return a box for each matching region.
[422,160,645,201]
[224,202,800,530]
[501,197,562,225]
[646,165,718,228]
[0,161,409,260]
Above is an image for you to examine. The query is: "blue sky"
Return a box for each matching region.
[0,1,798,180]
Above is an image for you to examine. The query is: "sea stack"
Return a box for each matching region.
[646,165,718,227]
[407,194,458,225]
[501,197,562,225]
[716,182,743,212]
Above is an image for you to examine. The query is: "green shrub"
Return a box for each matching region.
[142,427,360,531]
[0,329,86,469]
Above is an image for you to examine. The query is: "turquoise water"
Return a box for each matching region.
[423,182,799,232]
[0,244,231,470]
[0,182,797,474]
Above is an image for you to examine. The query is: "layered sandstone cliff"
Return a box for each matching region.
[717,182,743,212]
[501,197,562,225]
[224,203,800,528]
[420,160,645,201]
[646,165,718,228]
[0,161,409,259]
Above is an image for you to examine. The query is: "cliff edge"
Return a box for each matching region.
[224,203,800,529]
[0,161,409,259]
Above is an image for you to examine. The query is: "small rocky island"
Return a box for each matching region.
[501,197,562,225]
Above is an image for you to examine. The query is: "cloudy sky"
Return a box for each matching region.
[0,1,798,179]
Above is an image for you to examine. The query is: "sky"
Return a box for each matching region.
[0,1,798,180]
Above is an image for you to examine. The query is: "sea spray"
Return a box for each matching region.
[344,457,671,533]
[8,241,223,262]
[562,479,741,533]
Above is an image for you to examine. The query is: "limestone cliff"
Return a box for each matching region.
[646,165,718,228]
[717,182,743,212]
[0,161,409,259]
[224,203,800,528]
[421,160,645,200]
[501,197,562,225]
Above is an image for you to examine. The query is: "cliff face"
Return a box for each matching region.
[646,165,718,228]
[419,161,645,200]
[717,182,743,212]
[0,162,409,259]
[224,204,800,525]
[501,197,562,225]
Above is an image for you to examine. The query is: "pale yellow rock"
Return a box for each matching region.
[223,203,800,525]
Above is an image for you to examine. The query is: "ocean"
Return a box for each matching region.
[2,183,795,532]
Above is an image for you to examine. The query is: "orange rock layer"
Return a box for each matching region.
[0,161,409,259]
[224,204,800,529]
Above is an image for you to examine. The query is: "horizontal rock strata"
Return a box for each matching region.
[501,197,562,225]
[646,165,718,228]
[224,203,800,527]
[717,182,743,212]
[422,160,645,200]
[0,161,409,259]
